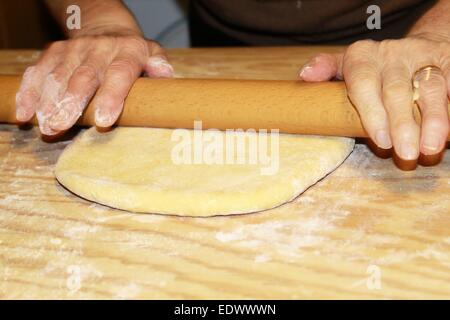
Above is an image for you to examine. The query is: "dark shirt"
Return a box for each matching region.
[189,0,436,47]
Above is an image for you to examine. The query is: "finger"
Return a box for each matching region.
[447,72,450,98]
[37,51,84,135]
[49,46,113,131]
[48,65,99,131]
[37,72,70,135]
[92,52,143,127]
[439,44,450,98]
[343,49,392,149]
[16,42,66,121]
[298,53,343,82]
[144,41,174,78]
[382,64,420,160]
[414,67,449,155]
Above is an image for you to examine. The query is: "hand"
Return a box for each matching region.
[16,34,174,135]
[299,35,450,161]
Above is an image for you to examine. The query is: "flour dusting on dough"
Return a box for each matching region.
[55,127,354,216]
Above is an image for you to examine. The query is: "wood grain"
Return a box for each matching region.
[0,75,368,137]
[3,75,449,139]
[1,47,449,299]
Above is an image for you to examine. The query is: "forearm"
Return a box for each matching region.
[408,0,450,40]
[44,0,143,38]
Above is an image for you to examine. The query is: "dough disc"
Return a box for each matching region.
[55,127,354,216]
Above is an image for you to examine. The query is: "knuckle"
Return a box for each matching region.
[23,66,38,78]
[390,117,417,133]
[73,64,98,83]
[423,112,450,130]
[19,66,40,89]
[47,40,66,53]
[109,58,133,70]
[362,117,387,135]
[418,77,447,93]
[48,65,66,82]
[343,58,373,76]
[379,39,398,51]
[360,106,386,123]
[439,42,450,61]
[122,36,149,55]
[95,94,117,109]
[108,59,139,82]
[347,77,377,97]
[66,38,85,51]
[347,39,374,54]
[392,127,419,143]
[383,78,411,94]
[419,96,448,113]
[103,74,129,92]
[147,39,162,51]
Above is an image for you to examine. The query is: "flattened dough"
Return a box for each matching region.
[55,127,354,216]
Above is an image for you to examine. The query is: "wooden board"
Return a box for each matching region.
[0,47,449,299]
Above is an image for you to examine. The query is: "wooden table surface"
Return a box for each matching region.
[0,48,449,299]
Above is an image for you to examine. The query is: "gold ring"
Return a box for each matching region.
[412,65,442,101]
[413,65,442,85]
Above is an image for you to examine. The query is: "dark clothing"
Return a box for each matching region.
[189,0,436,47]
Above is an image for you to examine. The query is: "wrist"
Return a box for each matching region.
[61,0,143,39]
[69,23,143,38]
[407,31,450,42]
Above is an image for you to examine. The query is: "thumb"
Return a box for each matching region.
[298,53,343,82]
[144,40,174,78]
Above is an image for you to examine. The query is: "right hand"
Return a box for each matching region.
[16,35,174,135]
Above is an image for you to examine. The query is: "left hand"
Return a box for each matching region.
[298,34,450,161]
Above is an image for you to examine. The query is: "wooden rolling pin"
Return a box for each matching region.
[0,74,449,138]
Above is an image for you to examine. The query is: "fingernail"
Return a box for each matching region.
[49,106,72,130]
[375,130,392,149]
[422,135,442,153]
[36,111,57,136]
[298,65,313,79]
[95,108,112,127]
[95,103,122,128]
[16,106,29,122]
[146,56,174,78]
[49,96,84,130]
[399,142,418,160]
[15,90,36,121]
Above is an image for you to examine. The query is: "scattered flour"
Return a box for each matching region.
[114,283,142,299]
[254,254,271,263]
[215,210,350,259]
[63,223,99,239]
